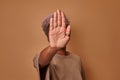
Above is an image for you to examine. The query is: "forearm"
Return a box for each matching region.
[38,45,58,68]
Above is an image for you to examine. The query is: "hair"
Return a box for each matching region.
[42,13,70,41]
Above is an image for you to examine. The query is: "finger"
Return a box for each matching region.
[57,10,61,26]
[50,18,53,30]
[61,11,66,28]
[65,25,71,36]
[53,12,57,28]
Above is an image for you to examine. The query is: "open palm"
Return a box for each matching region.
[49,10,71,49]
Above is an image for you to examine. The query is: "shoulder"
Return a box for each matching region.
[69,51,80,58]
[33,52,41,70]
[68,52,82,68]
[71,53,80,58]
[68,52,81,62]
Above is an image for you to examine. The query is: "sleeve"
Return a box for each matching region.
[33,52,50,80]
[81,62,86,80]
[33,53,41,80]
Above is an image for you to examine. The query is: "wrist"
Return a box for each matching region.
[49,45,59,51]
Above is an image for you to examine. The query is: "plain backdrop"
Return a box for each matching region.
[0,0,120,80]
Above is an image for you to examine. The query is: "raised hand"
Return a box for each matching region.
[49,10,71,49]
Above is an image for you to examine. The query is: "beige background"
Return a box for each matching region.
[0,0,120,80]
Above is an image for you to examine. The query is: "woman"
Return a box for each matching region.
[33,10,85,80]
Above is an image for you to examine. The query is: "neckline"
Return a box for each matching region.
[55,51,72,58]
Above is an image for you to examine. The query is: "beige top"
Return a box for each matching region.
[33,52,83,80]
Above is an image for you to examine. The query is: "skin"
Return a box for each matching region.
[38,10,71,68]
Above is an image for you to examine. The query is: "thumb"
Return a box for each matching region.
[65,25,71,37]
